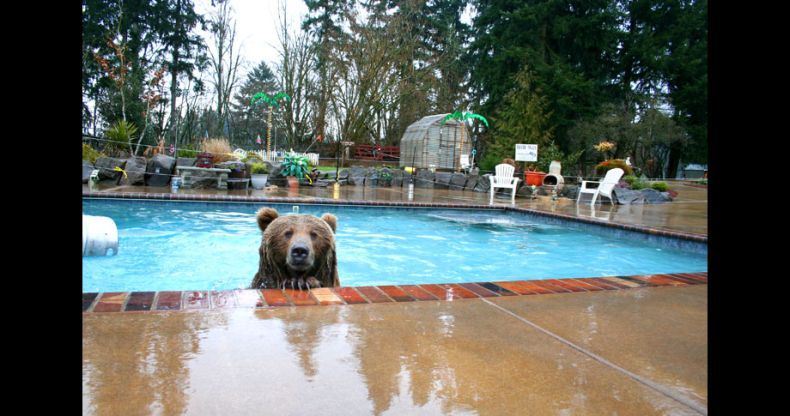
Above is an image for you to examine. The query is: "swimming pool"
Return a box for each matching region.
[82,199,707,292]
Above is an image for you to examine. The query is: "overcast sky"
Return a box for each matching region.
[195,0,309,77]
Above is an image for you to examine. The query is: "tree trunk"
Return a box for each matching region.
[666,140,683,179]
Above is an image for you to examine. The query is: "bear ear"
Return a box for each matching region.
[256,207,279,232]
[321,213,337,233]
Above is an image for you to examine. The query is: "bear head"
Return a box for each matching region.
[251,207,339,289]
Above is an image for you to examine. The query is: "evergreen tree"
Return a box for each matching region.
[486,67,554,167]
[150,0,207,147]
[230,61,280,147]
[469,0,624,152]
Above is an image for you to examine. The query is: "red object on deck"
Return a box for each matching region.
[525,171,547,186]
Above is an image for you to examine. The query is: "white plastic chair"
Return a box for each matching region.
[489,163,521,204]
[576,168,624,205]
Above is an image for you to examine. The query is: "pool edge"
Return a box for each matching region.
[82,191,707,243]
[83,272,708,313]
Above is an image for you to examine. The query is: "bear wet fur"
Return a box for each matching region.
[250,207,340,289]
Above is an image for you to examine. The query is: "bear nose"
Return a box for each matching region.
[290,244,309,261]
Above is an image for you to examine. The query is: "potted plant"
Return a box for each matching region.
[280,153,310,187]
[379,169,392,187]
[250,162,269,189]
[524,163,546,186]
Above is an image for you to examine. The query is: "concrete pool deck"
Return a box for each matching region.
[82,181,708,414]
[83,284,707,415]
[83,179,708,236]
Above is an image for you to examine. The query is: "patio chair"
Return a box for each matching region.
[489,163,521,204]
[576,168,624,205]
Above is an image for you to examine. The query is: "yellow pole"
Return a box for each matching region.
[267,106,273,155]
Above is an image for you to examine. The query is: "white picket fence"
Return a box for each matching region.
[235,149,320,166]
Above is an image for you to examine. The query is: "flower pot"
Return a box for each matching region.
[525,171,547,186]
[251,174,268,190]
[287,176,299,188]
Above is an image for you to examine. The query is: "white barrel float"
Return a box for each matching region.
[82,215,119,256]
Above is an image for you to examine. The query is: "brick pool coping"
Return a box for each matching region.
[83,272,708,313]
[82,191,707,243]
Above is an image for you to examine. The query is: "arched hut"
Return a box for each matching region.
[399,114,472,170]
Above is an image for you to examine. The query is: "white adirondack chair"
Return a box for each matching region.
[576,168,625,205]
[489,163,521,204]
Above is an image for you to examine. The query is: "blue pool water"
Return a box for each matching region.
[82,200,707,292]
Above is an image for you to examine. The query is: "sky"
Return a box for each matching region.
[194,0,309,77]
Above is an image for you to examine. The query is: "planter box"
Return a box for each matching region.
[525,171,547,186]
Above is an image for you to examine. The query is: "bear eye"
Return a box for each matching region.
[310,231,318,240]
[284,230,293,238]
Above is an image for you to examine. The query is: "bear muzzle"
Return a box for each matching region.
[287,241,314,270]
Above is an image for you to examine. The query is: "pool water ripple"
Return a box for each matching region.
[83,200,707,292]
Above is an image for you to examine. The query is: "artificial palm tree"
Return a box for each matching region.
[441,111,489,170]
[250,91,291,155]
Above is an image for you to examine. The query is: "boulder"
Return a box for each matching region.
[348,166,367,186]
[516,184,534,197]
[338,169,349,181]
[434,172,452,189]
[464,175,479,192]
[176,157,196,168]
[120,157,147,186]
[264,161,287,186]
[94,157,127,183]
[415,170,435,188]
[449,173,468,190]
[365,168,379,187]
[613,188,646,205]
[640,188,671,204]
[390,169,404,188]
[559,185,579,200]
[82,160,95,184]
[145,154,176,186]
[473,174,491,192]
[182,169,228,189]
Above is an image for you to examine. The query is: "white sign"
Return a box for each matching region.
[515,144,538,162]
[460,154,470,168]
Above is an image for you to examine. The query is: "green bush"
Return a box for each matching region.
[630,180,647,190]
[250,162,268,174]
[176,144,198,158]
[478,152,502,174]
[594,159,634,176]
[104,120,138,155]
[650,181,668,192]
[622,175,637,185]
[280,153,310,179]
[82,143,104,164]
[536,141,584,173]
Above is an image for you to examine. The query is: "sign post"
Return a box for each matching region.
[515,144,538,174]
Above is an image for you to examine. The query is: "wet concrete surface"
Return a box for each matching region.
[83,286,706,415]
[84,180,707,235]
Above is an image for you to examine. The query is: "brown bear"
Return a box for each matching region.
[250,207,340,290]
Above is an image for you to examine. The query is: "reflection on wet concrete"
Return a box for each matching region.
[82,311,228,415]
[489,285,709,409]
[83,294,705,415]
